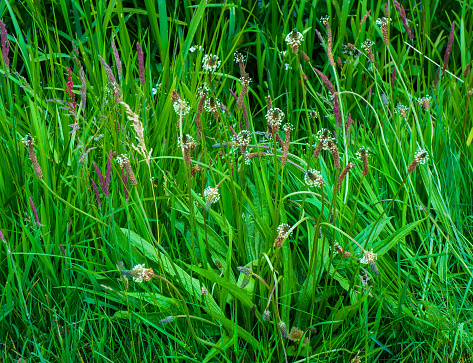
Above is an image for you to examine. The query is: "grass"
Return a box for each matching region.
[1,0,473,362]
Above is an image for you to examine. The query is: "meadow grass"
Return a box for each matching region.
[1,0,473,362]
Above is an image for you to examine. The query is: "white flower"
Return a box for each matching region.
[284,63,292,71]
[130,264,154,282]
[204,186,220,211]
[304,169,324,187]
[359,250,377,265]
[355,147,369,159]
[277,223,292,239]
[285,29,304,50]
[173,99,190,115]
[414,148,428,164]
[190,45,204,53]
[116,154,129,166]
[202,54,221,72]
[152,83,162,95]
[265,108,285,129]
[281,50,287,56]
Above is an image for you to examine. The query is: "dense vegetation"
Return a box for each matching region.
[1,0,472,361]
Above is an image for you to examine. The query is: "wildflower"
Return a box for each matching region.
[151,83,162,95]
[321,16,335,66]
[91,178,101,209]
[160,316,174,324]
[136,43,145,85]
[178,134,196,165]
[393,1,414,39]
[116,154,137,186]
[22,135,43,179]
[234,52,246,76]
[205,97,220,118]
[215,259,223,270]
[171,89,180,103]
[189,45,204,53]
[417,95,431,111]
[301,50,311,63]
[284,63,292,70]
[359,249,379,275]
[240,277,250,289]
[285,29,304,53]
[204,186,220,212]
[281,123,293,166]
[232,130,251,155]
[334,163,355,193]
[356,270,374,296]
[29,197,41,226]
[324,139,341,170]
[263,310,271,321]
[278,321,288,339]
[265,108,285,133]
[201,287,208,295]
[376,17,391,45]
[333,243,351,257]
[237,74,251,110]
[191,165,201,177]
[304,169,324,188]
[395,103,408,119]
[361,39,375,63]
[274,223,292,248]
[0,20,10,72]
[120,264,154,282]
[245,152,265,163]
[407,148,428,173]
[309,109,318,119]
[173,98,190,116]
[313,128,329,158]
[313,68,336,95]
[202,54,221,72]
[333,96,342,129]
[356,147,370,176]
[111,35,122,81]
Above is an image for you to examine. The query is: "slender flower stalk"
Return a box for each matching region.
[313,129,329,159]
[111,35,123,81]
[407,148,428,173]
[325,139,340,170]
[80,67,86,111]
[281,123,292,166]
[29,197,41,226]
[321,17,335,66]
[333,96,342,129]
[117,155,137,186]
[356,147,370,176]
[301,50,311,62]
[439,22,455,83]
[0,20,10,72]
[23,135,43,179]
[121,166,129,202]
[334,163,355,193]
[91,178,101,209]
[136,43,145,86]
[178,134,196,166]
[393,1,413,39]
[234,52,246,77]
[237,74,251,110]
[313,68,336,95]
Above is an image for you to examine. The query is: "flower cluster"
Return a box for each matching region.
[395,103,408,118]
[204,186,221,211]
[265,108,285,130]
[116,154,129,166]
[277,223,292,239]
[414,148,429,164]
[202,54,221,72]
[173,98,190,115]
[177,134,196,150]
[417,95,431,111]
[304,169,324,187]
[342,43,362,58]
[189,45,204,53]
[285,29,304,53]
[120,264,154,282]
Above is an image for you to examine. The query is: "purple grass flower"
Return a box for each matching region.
[72,40,81,69]
[0,229,6,243]
[0,20,10,71]
[137,43,145,86]
[98,55,118,86]
[333,96,342,129]
[29,197,41,226]
[91,178,101,209]
[315,29,324,44]
[229,89,249,129]
[80,66,86,111]
[228,124,238,138]
[393,1,413,39]
[104,150,113,198]
[313,68,336,95]
[69,122,80,134]
[78,147,96,163]
[92,162,105,189]
[441,21,455,77]
[59,243,66,256]
[111,36,122,81]
[121,167,129,203]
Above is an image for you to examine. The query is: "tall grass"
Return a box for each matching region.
[1,0,472,362]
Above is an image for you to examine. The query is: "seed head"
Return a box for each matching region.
[359,249,377,265]
[356,147,370,176]
[304,169,324,187]
[324,139,340,170]
[237,266,252,276]
[376,17,391,45]
[234,52,247,76]
[204,186,220,211]
[395,103,408,119]
[160,316,174,324]
[285,29,304,53]
[173,98,190,116]
[120,264,154,282]
[202,54,221,72]
[201,287,208,295]
[263,310,271,321]
[278,321,288,339]
[417,95,431,111]
[265,108,285,131]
